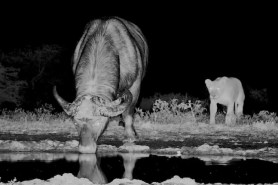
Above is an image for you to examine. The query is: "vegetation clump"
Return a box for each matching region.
[0,103,67,123]
[0,93,277,127]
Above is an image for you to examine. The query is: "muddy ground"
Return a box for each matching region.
[1,121,278,157]
[0,130,277,150]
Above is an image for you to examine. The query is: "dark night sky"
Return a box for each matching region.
[0,3,277,111]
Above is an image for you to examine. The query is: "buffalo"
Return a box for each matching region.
[54,17,148,153]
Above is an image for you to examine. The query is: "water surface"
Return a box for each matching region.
[0,152,278,184]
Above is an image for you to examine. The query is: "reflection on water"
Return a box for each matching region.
[77,154,106,184]
[77,153,148,184]
[0,152,278,184]
[0,152,149,184]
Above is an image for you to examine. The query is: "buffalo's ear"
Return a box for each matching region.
[205,79,212,88]
[92,90,133,117]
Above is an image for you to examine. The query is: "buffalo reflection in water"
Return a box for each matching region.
[77,154,107,184]
[77,153,149,184]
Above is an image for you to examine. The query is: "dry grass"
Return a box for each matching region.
[1,99,278,137]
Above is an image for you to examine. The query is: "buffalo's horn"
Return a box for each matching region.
[93,89,133,117]
[53,86,73,115]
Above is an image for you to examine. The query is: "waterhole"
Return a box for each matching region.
[0,152,278,184]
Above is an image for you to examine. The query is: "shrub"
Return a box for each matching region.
[136,97,208,124]
[1,95,277,127]
[137,94,278,125]
[0,103,68,123]
[138,92,207,111]
[251,110,278,123]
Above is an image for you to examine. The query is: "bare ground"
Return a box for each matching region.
[1,120,278,184]
[1,120,278,156]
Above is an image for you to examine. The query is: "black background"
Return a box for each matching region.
[0,2,276,112]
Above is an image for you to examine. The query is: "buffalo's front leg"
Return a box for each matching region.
[121,81,140,143]
[123,113,137,142]
[121,101,139,144]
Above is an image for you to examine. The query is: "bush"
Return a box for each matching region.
[251,110,278,123]
[137,94,278,125]
[0,103,68,123]
[136,97,208,124]
[139,92,208,111]
[1,94,277,126]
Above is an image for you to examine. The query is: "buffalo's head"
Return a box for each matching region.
[53,86,132,153]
